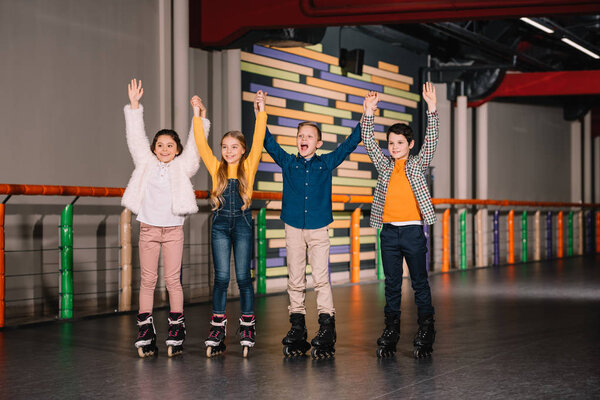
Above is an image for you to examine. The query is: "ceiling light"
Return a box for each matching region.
[561,37,600,59]
[520,17,554,34]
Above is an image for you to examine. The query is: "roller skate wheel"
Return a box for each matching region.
[137,347,145,358]
[283,346,291,357]
[376,347,383,358]
[243,346,249,358]
[206,347,213,358]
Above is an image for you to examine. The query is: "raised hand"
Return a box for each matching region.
[422,82,437,112]
[254,90,267,116]
[363,91,379,116]
[190,95,206,118]
[128,78,143,109]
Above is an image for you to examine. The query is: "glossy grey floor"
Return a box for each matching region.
[1,256,599,399]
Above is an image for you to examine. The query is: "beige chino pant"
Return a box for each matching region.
[285,224,335,316]
[138,223,184,314]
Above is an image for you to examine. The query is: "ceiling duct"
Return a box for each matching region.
[225,27,327,49]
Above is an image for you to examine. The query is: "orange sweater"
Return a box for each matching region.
[382,159,422,223]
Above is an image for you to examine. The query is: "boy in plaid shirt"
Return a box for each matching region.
[361,83,439,358]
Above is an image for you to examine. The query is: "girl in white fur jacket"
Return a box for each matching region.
[123,79,208,358]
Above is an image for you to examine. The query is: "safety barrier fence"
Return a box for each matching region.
[1,183,598,327]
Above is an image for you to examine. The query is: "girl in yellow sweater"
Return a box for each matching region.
[190,91,267,357]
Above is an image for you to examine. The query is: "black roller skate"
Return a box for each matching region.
[376,314,400,358]
[135,313,158,358]
[282,313,311,357]
[413,315,436,358]
[310,313,336,359]
[205,315,227,358]
[166,312,186,357]
[239,315,256,358]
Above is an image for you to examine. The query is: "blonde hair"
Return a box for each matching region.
[211,131,251,211]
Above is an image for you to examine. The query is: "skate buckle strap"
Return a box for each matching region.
[210,319,227,327]
[239,319,255,327]
[137,316,153,326]
[209,330,221,338]
[169,318,184,325]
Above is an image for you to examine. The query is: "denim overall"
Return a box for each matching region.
[211,179,254,315]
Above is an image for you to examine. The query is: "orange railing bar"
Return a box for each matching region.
[557,211,564,258]
[442,209,450,272]
[3,184,600,208]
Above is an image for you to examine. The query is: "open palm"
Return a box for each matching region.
[422,82,436,111]
[128,78,143,108]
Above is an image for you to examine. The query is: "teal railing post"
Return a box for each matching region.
[59,204,74,319]
[568,211,574,256]
[376,228,384,280]
[256,208,267,295]
[460,209,467,269]
[521,211,528,262]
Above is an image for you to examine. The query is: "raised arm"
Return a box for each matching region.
[414,82,439,168]
[360,91,388,173]
[246,90,268,176]
[191,95,219,175]
[323,121,362,170]
[179,116,210,177]
[123,78,153,166]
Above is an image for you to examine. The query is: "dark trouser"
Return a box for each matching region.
[380,224,434,318]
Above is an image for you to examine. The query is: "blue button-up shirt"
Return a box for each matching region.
[263,123,361,229]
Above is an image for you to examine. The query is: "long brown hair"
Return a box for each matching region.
[211,131,251,211]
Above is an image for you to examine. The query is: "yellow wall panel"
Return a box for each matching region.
[269,125,297,137]
[332,185,372,195]
[266,105,333,124]
[335,100,380,115]
[349,153,373,163]
[272,46,339,65]
[306,77,368,97]
[378,61,399,73]
[363,65,413,85]
[371,75,410,91]
[243,91,286,108]
[336,168,371,179]
[241,52,314,76]
[378,93,418,109]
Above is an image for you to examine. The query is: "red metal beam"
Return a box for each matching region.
[191,0,600,48]
[468,70,600,107]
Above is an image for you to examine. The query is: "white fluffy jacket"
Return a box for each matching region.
[121,104,210,216]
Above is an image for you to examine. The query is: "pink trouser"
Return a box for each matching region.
[285,224,335,316]
[138,223,184,314]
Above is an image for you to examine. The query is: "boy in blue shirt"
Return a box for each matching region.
[263,115,361,358]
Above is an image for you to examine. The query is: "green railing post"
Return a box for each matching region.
[256,208,267,295]
[376,228,384,280]
[59,204,74,319]
[521,211,528,262]
[567,211,574,256]
[460,209,467,269]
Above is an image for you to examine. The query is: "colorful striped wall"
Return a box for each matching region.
[242,43,421,277]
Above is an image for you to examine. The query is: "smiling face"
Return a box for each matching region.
[153,135,180,163]
[296,124,322,158]
[221,135,245,165]
[387,132,414,160]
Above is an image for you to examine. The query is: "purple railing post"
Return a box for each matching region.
[493,210,499,266]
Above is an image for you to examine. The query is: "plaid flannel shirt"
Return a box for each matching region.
[361,111,440,229]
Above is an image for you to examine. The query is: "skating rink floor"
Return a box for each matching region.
[1,256,599,399]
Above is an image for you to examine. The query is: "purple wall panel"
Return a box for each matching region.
[250,83,329,106]
[253,45,329,70]
[258,162,282,173]
[319,71,383,92]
